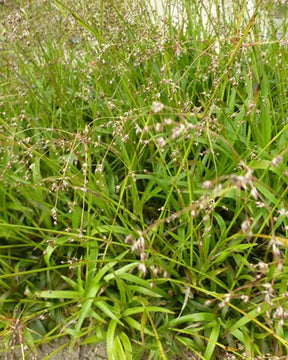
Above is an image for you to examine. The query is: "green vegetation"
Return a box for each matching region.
[0,0,287,359]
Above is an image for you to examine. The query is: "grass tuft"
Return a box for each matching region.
[0,0,288,359]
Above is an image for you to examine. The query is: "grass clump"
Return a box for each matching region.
[0,0,288,359]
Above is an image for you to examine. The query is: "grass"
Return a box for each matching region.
[0,0,288,359]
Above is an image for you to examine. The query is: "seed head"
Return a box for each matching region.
[272,155,283,167]
[138,262,147,276]
[152,101,164,114]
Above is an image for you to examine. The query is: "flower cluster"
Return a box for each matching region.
[125,232,147,276]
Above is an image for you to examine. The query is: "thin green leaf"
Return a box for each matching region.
[204,321,221,360]
[107,319,118,360]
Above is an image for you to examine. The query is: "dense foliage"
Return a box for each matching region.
[0,0,287,359]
